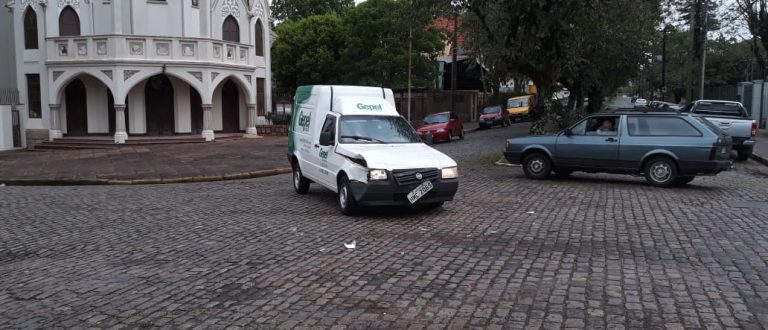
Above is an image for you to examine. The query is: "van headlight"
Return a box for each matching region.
[368,169,388,181]
[441,167,459,179]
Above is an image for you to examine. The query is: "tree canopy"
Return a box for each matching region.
[271,0,443,94]
[461,0,660,132]
[270,0,354,21]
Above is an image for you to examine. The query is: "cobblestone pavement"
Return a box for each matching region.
[3,123,768,329]
[0,137,289,182]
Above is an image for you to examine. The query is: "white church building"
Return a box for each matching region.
[1,0,272,150]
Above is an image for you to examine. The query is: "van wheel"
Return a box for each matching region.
[644,157,678,188]
[522,152,552,180]
[338,175,360,216]
[292,164,310,194]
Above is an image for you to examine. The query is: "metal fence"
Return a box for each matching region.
[704,85,739,102]
[0,88,19,105]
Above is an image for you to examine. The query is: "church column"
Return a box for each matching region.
[246,103,259,136]
[114,104,128,144]
[48,104,63,140]
[202,103,215,141]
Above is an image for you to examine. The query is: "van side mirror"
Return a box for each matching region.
[319,132,334,146]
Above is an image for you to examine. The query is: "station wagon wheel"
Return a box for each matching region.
[292,163,310,194]
[644,157,678,188]
[522,152,552,180]
[338,175,360,216]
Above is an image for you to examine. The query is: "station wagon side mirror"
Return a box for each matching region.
[563,128,573,136]
[319,132,334,146]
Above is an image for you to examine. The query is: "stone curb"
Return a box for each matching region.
[750,153,768,167]
[0,167,293,187]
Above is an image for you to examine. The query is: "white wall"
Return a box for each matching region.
[212,84,223,131]
[169,77,192,133]
[0,106,16,150]
[127,81,147,134]
[92,2,114,35]
[132,1,183,37]
[82,76,109,134]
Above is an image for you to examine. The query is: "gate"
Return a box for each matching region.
[12,109,21,148]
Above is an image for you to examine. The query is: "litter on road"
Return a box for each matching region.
[344,240,356,249]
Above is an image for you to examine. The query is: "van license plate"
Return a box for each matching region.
[407,181,434,204]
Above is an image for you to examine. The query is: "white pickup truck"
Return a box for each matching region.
[683,100,757,160]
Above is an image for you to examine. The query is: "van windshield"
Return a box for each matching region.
[339,115,420,144]
[507,98,529,108]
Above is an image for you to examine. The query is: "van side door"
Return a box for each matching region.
[315,114,343,189]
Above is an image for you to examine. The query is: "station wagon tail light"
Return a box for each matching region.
[752,120,758,137]
[368,169,388,181]
[441,167,459,179]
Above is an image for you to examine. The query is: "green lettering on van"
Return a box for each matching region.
[356,103,383,111]
[297,112,312,132]
[319,149,329,160]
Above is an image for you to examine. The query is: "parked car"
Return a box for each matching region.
[506,95,535,122]
[682,100,757,160]
[634,98,649,107]
[288,85,459,215]
[479,105,510,129]
[416,112,465,142]
[651,101,683,112]
[503,112,733,187]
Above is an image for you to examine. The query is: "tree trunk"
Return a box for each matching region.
[529,82,561,135]
[586,85,603,114]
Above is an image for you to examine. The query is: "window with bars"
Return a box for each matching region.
[26,74,42,119]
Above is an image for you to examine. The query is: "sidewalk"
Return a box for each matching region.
[0,137,291,185]
[752,129,768,166]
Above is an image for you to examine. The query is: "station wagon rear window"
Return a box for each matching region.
[627,117,702,137]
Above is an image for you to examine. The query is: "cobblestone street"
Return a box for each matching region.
[2,123,768,329]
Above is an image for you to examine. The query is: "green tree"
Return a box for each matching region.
[271,15,346,94]
[462,0,661,132]
[270,0,354,21]
[340,0,444,88]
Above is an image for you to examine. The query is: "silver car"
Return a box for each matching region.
[503,112,733,187]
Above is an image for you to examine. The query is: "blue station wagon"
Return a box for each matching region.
[503,112,733,187]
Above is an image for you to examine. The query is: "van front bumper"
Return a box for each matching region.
[349,178,459,207]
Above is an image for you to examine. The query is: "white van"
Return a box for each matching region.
[287,85,459,215]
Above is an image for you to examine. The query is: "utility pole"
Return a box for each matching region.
[661,26,669,101]
[407,0,412,122]
[451,10,458,113]
[699,1,708,100]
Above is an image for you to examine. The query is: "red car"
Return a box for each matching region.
[416,112,464,142]
[478,105,510,129]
